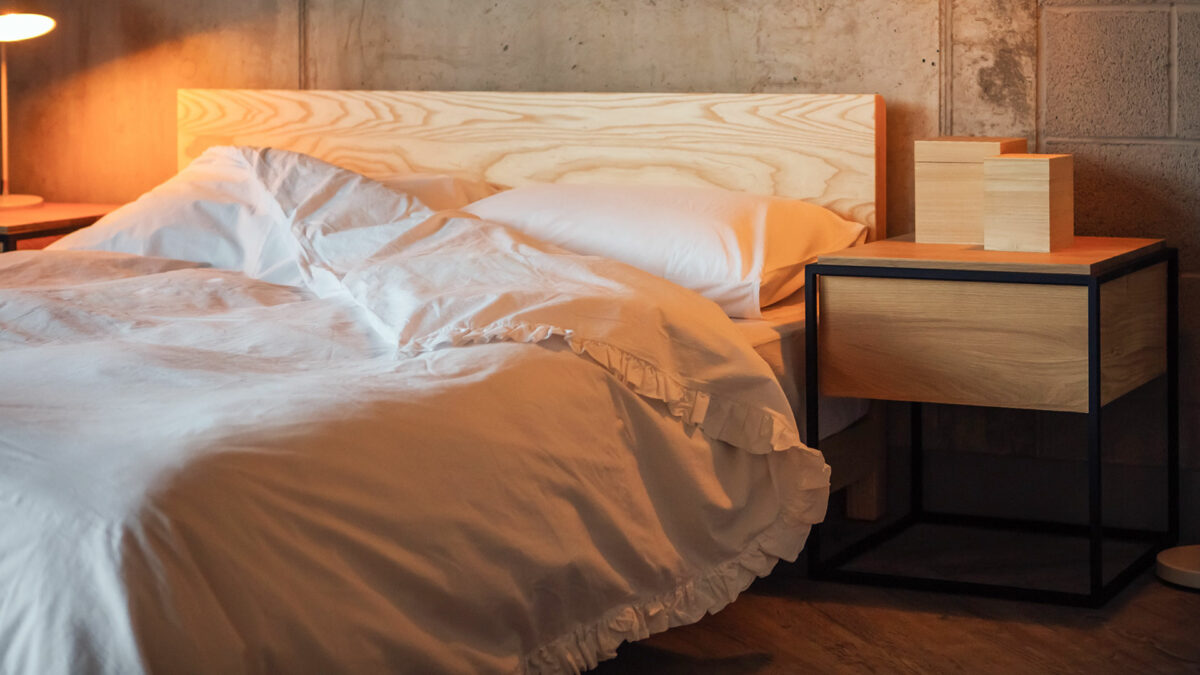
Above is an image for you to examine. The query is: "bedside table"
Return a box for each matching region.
[0,203,119,252]
[804,236,1178,607]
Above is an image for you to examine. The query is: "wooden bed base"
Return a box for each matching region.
[823,403,888,520]
[177,89,889,519]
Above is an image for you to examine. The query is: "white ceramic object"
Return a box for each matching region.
[1156,545,1200,589]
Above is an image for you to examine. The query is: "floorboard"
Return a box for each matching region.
[591,570,1200,674]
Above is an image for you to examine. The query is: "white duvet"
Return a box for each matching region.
[0,147,829,674]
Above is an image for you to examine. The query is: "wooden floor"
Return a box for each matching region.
[592,570,1200,674]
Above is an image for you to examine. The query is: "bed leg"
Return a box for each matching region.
[821,402,889,521]
[844,466,886,521]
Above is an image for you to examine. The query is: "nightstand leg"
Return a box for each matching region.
[805,267,820,451]
[1167,250,1179,546]
[911,402,923,516]
[805,267,822,571]
[1087,280,1103,596]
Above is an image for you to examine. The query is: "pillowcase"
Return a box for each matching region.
[48,146,431,288]
[376,172,505,211]
[464,183,868,318]
[49,147,296,282]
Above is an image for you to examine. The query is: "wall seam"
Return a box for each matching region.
[298,0,310,89]
[1042,5,1176,13]
[1171,3,1179,137]
[1037,2,1047,152]
[940,0,953,135]
[1043,135,1200,145]
[1185,6,1200,140]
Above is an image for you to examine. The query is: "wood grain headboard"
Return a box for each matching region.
[178,90,886,240]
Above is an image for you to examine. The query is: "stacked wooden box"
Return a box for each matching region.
[915,137,1074,252]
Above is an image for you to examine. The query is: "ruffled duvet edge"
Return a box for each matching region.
[397,321,827,673]
[398,321,812,457]
[519,484,824,674]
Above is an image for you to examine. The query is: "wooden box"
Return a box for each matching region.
[914,136,1028,245]
[984,153,1074,253]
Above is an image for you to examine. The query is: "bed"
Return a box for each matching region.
[175,89,889,509]
[0,90,885,674]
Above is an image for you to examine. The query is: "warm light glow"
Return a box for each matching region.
[0,13,55,42]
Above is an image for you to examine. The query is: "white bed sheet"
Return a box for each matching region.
[734,292,871,442]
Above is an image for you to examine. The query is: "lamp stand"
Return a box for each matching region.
[0,42,42,209]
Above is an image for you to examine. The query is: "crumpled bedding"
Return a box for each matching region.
[0,147,830,674]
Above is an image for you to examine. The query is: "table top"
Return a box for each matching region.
[0,203,120,235]
[817,236,1164,276]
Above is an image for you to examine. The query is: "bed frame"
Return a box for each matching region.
[176,89,889,519]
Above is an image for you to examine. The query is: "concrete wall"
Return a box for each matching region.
[8,1,1198,539]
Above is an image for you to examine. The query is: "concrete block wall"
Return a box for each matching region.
[6,1,1198,538]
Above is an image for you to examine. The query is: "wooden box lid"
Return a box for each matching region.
[915,136,1028,163]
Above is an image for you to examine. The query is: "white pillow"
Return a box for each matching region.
[376,173,505,211]
[49,147,297,282]
[48,147,430,288]
[464,183,868,318]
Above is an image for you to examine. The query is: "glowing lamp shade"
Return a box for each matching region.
[0,12,53,41]
[0,12,55,209]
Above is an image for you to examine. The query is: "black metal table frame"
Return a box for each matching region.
[803,246,1179,607]
[0,224,92,252]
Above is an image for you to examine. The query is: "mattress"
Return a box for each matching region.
[734,291,870,442]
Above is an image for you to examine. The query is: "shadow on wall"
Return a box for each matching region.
[912,148,1199,537]
[14,0,292,91]
[1059,140,1200,458]
[882,99,933,238]
[903,142,1200,537]
[1047,141,1200,275]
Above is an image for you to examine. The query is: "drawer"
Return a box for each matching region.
[817,263,1167,412]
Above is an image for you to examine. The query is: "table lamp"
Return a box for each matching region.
[0,11,53,209]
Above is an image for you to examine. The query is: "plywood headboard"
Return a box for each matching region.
[178,89,886,240]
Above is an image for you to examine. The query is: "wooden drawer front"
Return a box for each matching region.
[1100,263,1167,404]
[818,276,1090,411]
[818,266,1169,412]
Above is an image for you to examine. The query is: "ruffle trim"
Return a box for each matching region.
[396,321,807,455]
[519,484,826,674]
[396,320,826,673]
